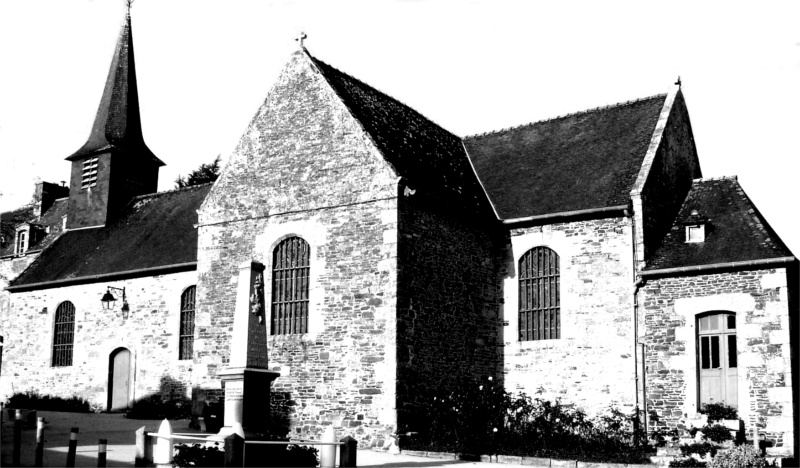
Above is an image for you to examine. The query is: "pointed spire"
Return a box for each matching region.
[66,9,163,166]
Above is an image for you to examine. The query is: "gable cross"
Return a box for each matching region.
[295,32,307,48]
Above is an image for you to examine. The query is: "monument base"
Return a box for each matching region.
[216,367,280,439]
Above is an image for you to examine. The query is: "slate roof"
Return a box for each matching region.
[8,184,211,290]
[643,177,792,271]
[66,13,163,166]
[0,199,68,258]
[464,95,667,220]
[307,51,493,216]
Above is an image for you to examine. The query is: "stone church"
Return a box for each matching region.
[1,13,796,457]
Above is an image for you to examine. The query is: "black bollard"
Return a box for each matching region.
[13,410,22,467]
[97,438,108,467]
[66,427,79,467]
[35,416,45,467]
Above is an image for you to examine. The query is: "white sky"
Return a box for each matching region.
[1,1,798,254]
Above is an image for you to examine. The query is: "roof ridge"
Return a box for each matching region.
[693,175,738,183]
[305,51,462,141]
[464,93,668,139]
[132,182,214,201]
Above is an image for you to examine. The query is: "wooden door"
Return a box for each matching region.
[109,348,131,411]
[698,313,737,408]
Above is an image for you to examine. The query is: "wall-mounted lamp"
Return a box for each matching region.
[101,287,130,318]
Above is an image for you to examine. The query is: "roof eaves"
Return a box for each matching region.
[7,261,197,292]
[641,256,796,278]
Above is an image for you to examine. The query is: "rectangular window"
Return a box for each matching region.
[701,336,710,369]
[15,230,27,256]
[81,157,99,189]
[728,335,737,368]
[711,336,720,368]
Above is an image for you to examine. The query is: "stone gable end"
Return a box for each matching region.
[199,50,398,226]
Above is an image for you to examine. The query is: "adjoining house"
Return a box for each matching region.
[1,11,795,458]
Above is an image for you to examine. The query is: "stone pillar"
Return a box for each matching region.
[217,260,279,439]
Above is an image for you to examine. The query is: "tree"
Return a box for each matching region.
[175,156,221,188]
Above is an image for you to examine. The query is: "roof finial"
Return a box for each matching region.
[675,76,681,88]
[295,32,307,48]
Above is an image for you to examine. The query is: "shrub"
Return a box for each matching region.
[699,424,733,443]
[125,394,192,420]
[245,441,319,467]
[172,443,224,467]
[700,403,738,422]
[6,391,91,413]
[681,442,718,458]
[708,445,766,468]
[402,376,652,464]
[670,457,707,467]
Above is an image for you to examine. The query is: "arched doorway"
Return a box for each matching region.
[697,312,737,408]
[108,348,131,411]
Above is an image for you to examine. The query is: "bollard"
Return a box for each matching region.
[98,438,108,467]
[339,435,358,468]
[753,424,760,452]
[66,427,79,467]
[320,426,337,468]
[135,426,154,467]
[35,416,45,467]
[153,419,173,465]
[13,409,22,467]
[223,433,244,467]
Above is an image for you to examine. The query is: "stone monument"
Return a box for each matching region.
[216,260,280,438]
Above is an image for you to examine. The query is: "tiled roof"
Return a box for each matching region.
[8,184,210,290]
[643,176,792,271]
[464,95,667,220]
[307,51,493,216]
[65,13,163,166]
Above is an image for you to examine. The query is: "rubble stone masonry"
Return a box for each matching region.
[0,271,197,408]
[641,269,795,455]
[194,49,401,446]
[502,216,638,416]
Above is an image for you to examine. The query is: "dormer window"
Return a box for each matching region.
[686,225,705,243]
[81,157,99,189]
[684,209,708,243]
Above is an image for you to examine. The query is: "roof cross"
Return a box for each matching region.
[295,32,307,48]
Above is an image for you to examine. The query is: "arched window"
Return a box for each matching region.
[271,236,310,335]
[52,301,75,367]
[519,247,560,341]
[179,286,196,360]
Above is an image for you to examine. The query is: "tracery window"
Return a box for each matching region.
[179,286,196,360]
[271,236,310,335]
[52,301,76,367]
[518,247,560,341]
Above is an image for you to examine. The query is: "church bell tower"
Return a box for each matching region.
[65,10,164,230]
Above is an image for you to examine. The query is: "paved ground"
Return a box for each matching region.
[0,410,495,467]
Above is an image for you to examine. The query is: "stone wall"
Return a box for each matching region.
[395,184,501,430]
[194,49,402,446]
[501,216,638,416]
[0,270,197,409]
[641,268,795,455]
[0,255,37,322]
